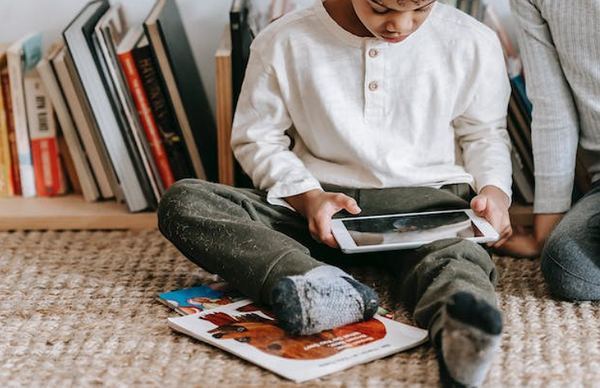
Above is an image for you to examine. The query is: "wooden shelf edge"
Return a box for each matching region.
[0,195,533,231]
[0,195,157,231]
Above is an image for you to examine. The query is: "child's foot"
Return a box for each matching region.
[438,291,503,387]
[271,265,379,335]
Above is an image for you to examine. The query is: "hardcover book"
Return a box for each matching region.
[215,26,235,186]
[0,45,14,197]
[168,299,427,383]
[38,42,100,202]
[23,68,66,197]
[1,49,21,196]
[131,34,194,182]
[63,0,156,212]
[229,0,252,111]
[7,32,43,198]
[144,0,218,182]
[53,45,116,200]
[94,5,164,199]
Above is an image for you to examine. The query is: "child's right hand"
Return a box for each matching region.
[284,189,361,248]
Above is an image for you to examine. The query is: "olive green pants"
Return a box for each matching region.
[158,179,499,340]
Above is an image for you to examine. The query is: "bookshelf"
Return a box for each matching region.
[0,195,156,230]
[0,1,229,231]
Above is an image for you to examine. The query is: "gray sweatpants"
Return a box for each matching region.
[541,179,600,300]
[157,179,499,340]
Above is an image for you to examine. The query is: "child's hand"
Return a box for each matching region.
[285,189,361,248]
[470,185,512,247]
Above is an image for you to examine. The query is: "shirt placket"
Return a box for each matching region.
[364,42,386,125]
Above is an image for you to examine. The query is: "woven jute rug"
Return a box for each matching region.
[1,230,599,387]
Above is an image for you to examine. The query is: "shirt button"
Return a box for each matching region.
[368,81,379,91]
[369,48,379,58]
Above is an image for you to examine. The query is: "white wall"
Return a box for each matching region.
[0,0,515,118]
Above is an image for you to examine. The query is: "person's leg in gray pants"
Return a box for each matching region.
[157,179,336,304]
[541,180,600,300]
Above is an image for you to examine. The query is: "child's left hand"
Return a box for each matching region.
[470,186,512,247]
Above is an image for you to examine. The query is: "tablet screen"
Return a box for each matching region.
[341,211,484,247]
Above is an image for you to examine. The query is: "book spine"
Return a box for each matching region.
[7,55,36,197]
[510,147,534,204]
[230,3,246,108]
[510,75,533,119]
[1,67,21,195]
[133,45,193,181]
[118,50,175,189]
[39,53,99,201]
[0,65,14,196]
[57,131,80,195]
[60,49,115,200]
[215,33,235,186]
[24,72,63,197]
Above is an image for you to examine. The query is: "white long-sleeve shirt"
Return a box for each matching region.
[231,1,512,206]
[510,0,600,213]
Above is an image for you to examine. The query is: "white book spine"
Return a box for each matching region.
[57,48,115,199]
[7,45,36,197]
[37,56,100,202]
[24,69,64,197]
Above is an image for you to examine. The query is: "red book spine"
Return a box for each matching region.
[118,51,175,188]
[30,138,61,196]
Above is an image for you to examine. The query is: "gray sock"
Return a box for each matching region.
[441,292,503,387]
[271,266,379,335]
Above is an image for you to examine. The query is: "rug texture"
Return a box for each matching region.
[0,230,599,387]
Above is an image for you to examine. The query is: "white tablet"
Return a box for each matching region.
[331,209,499,254]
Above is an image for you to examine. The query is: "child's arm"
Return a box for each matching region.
[284,189,361,248]
[453,33,514,247]
[470,185,512,247]
[230,39,322,204]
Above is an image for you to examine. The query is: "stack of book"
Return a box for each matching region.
[0,0,217,212]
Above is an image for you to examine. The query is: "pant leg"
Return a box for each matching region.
[388,239,498,342]
[157,179,334,304]
[541,180,600,300]
[367,185,499,341]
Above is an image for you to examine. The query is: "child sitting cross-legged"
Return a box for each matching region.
[158,0,513,386]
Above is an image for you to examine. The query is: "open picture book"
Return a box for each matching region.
[159,283,428,383]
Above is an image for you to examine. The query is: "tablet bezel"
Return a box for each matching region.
[331,209,499,254]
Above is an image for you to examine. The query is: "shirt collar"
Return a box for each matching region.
[313,0,438,49]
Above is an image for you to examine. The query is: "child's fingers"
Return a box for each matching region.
[345,197,361,214]
[470,196,488,215]
[333,193,361,215]
[493,223,513,247]
[311,212,338,247]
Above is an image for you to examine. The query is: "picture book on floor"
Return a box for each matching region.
[160,284,428,383]
[157,281,244,315]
